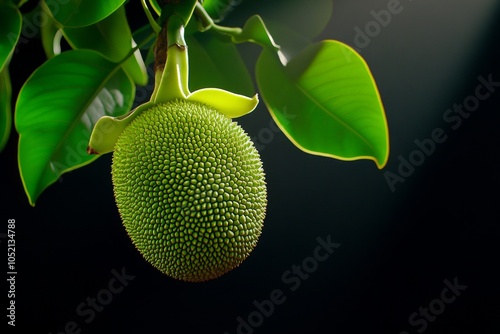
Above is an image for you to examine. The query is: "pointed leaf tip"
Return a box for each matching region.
[187,88,258,118]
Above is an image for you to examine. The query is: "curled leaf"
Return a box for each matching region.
[88,101,153,155]
[15,50,135,205]
[186,32,254,96]
[187,88,258,118]
[43,0,126,28]
[61,6,148,85]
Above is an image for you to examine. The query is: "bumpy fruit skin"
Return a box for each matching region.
[112,100,266,282]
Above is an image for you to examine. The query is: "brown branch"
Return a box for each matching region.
[154,26,168,74]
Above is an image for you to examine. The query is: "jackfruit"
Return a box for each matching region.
[112,100,266,282]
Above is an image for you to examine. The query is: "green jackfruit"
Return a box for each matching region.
[112,100,266,282]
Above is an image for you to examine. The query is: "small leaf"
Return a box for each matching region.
[88,101,154,155]
[233,15,280,51]
[186,32,254,96]
[62,6,148,85]
[187,88,258,119]
[15,50,135,205]
[256,40,389,168]
[43,0,126,28]
[0,3,22,71]
[0,68,12,152]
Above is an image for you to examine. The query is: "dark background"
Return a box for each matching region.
[2,0,499,333]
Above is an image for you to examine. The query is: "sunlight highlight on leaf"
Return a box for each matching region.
[256,40,389,168]
[15,50,135,205]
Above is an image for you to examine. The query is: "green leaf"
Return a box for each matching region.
[133,23,157,65]
[148,0,161,15]
[160,0,198,26]
[202,0,239,22]
[40,5,62,58]
[62,6,147,86]
[15,50,135,206]
[256,40,389,168]
[88,100,153,155]
[232,15,280,51]
[0,68,12,152]
[0,3,22,71]
[187,88,258,119]
[42,0,126,28]
[186,32,254,96]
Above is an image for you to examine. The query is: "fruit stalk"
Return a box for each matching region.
[151,1,196,103]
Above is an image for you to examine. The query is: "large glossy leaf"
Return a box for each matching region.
[0,68,12,152]
[256,40,389,168]
[42,0,126,27]
[15,50,135,206]
[62,6,147,85]
[0,3,22,72]
[186,32,254,96]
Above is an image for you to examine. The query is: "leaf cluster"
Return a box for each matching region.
[0,0,389,205]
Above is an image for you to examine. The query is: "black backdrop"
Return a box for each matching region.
[2,0,499,333]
